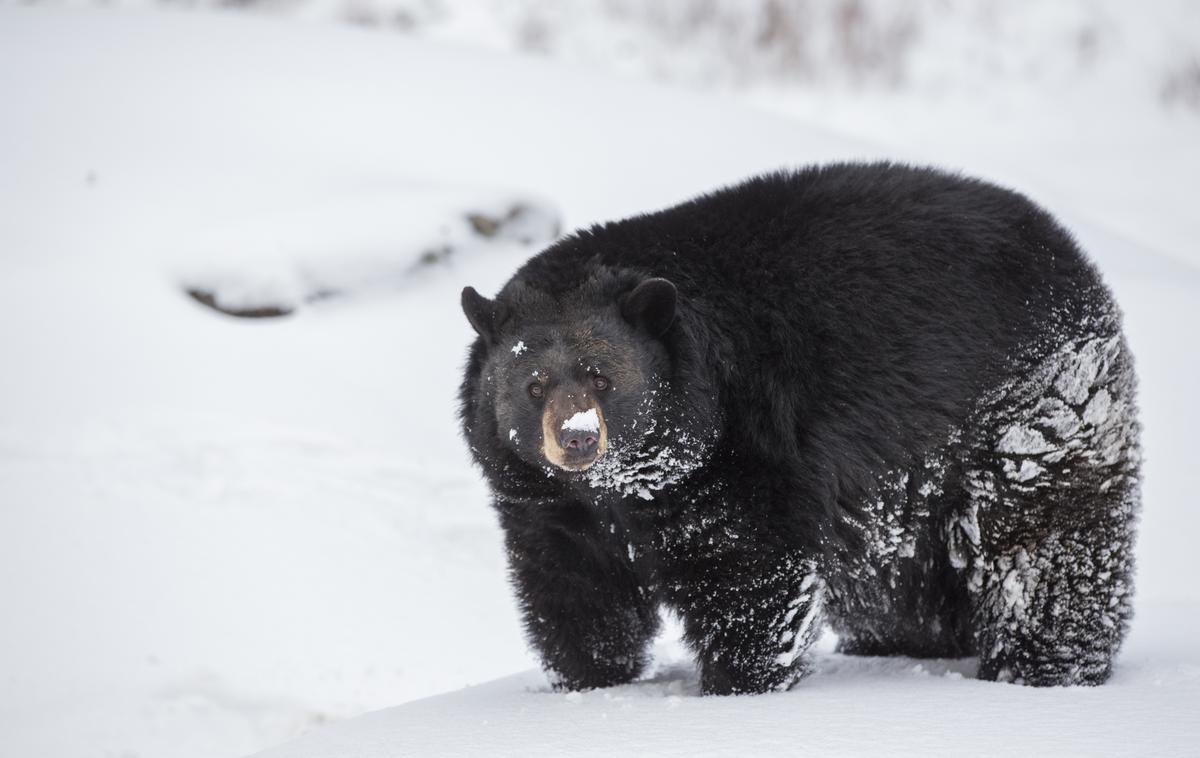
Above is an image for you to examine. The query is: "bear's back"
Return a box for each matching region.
[513,163,1117,466]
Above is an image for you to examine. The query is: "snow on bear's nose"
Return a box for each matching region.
[560,409,600,455]
[541,389,607,471]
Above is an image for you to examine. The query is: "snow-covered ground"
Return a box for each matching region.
[255,604,1200,757]
[0,4,1197,758]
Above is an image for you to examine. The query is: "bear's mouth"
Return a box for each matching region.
[551,443,604,471]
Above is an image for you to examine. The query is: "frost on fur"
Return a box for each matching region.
[962,326,1140,686]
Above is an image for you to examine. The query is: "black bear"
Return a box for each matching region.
[458,163,1140,695]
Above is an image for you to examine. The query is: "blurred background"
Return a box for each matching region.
[0,1,1197,757]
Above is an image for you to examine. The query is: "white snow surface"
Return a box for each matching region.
[256,607,1200,757]
[0,5,1198,758]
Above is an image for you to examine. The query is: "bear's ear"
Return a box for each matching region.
[461,286,508,344]
[621,278,677,337]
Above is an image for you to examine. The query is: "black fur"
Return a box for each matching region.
[458,162,1141,694]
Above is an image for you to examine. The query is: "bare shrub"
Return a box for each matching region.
[1162,57,1200,111]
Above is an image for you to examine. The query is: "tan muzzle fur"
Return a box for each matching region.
[541,389,608,471]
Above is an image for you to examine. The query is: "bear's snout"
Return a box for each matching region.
[541,388,607,471]
[560,428,599,456]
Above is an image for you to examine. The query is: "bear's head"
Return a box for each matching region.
[460,274,711,500]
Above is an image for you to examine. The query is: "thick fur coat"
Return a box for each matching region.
[459,163,1141,694]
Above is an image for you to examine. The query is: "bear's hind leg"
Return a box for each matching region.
[955,326,1142,686]
[972,518,1135,686]
[965,333,1140,686]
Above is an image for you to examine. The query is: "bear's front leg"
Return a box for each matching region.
[667,534,825,695]
[498,498,659,691]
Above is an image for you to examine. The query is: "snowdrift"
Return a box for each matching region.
[257,605,1200,757]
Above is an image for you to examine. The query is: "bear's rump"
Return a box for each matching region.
[826,317,1140,658]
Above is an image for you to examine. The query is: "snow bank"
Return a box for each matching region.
[256,604,1200,758]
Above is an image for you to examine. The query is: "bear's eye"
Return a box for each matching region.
[593,375,610,391]
[528,382,544,399]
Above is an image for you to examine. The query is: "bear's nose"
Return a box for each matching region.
[560,430,598,456]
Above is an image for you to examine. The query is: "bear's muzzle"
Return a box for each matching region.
[541,386,608,471]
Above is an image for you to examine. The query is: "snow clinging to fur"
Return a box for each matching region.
[562,409,599,433]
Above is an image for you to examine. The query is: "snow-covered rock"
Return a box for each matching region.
[178,193,559,318]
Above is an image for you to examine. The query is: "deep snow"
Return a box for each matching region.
[255,604,1200,757]
[0,5,1198,758]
